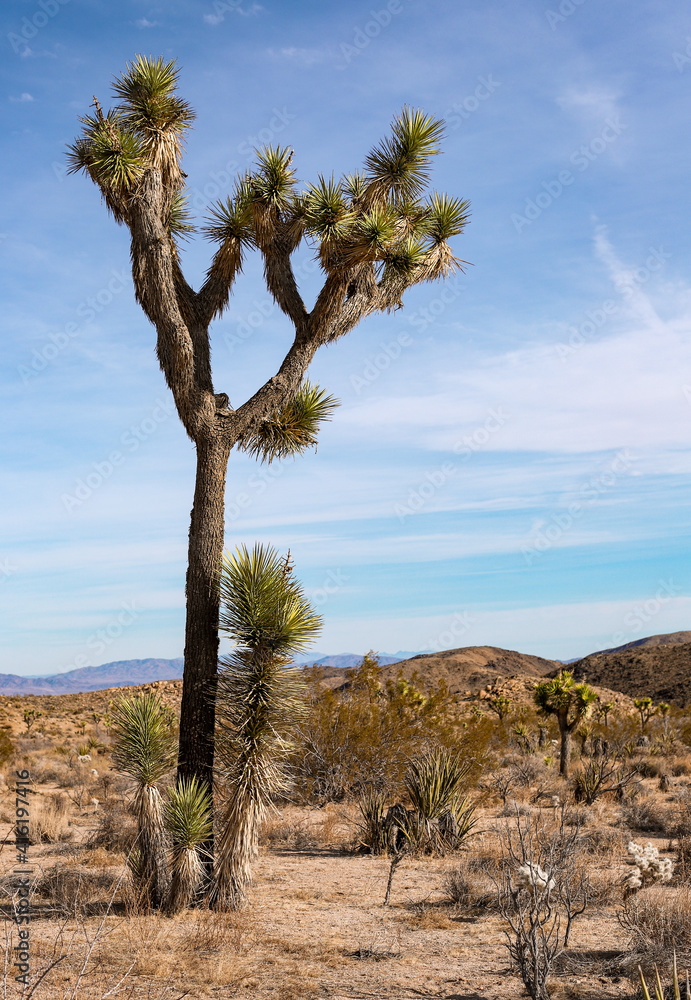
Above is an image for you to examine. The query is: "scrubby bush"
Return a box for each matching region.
[294,655,498,804]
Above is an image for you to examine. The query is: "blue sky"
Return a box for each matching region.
[2,0,691,674]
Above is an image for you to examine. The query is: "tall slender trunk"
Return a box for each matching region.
[177,432,231,802]
[559,720,572,778]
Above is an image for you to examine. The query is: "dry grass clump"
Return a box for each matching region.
[621,793,669,833]
[619,885,691,959]
[577,825,624,857]
[34,862,123,915]
[442,855,498,913]
[87,800,137,853]
[29,792,72,844]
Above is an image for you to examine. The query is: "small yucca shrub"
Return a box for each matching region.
[110,692,177,908]
[165,776,213,914]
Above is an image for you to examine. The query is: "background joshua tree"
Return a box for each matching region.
[164,775,213,914]
[67,56,470,807]
[534,671,597,778]
[110,692,177,908]
[634,696,656,733]
[212,543,321,909]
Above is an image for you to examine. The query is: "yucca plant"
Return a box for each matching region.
[165,776,213,914]
[357,787,388,855]
[404,746,475,853]
[639,953,691,1000]
[212,544,321,908]
[110,692,177,907]
[69,60,469,824]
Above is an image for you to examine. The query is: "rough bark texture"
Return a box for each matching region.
[178,434,231,794]
[558,718,572,778]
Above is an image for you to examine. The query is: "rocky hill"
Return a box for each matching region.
[591,630,691,656]
[570,641,691,707]
[316,645,558,696]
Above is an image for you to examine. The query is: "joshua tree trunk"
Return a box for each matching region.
[178,433,231,793]
[558,721,572,778]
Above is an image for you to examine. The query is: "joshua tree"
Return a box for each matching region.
[165,775,213,914]
[22,708,42,734]
[67,56,469,807]
[486,693,512,722]
[534,671,597,778]
[212,543,320,908]
[634,696,656,733]
[658,701,671,736]
[110,692,177,907]
[598,699,615,728]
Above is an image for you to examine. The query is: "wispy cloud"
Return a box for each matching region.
[268,46,330,67]
[203,3,263,25]
[135,18,159,28]
[10,93,35,103]
[557,84,623,124]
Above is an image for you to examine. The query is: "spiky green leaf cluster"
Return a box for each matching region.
[167,192,195,242]
[304,176,354,243]
[534,671,598,729]
[110,692,177,787]
[364,107,445,203]
[238,381,339,464]
[203,184,255,248]
[219,542,321,656]
[66,111,146,192]
[165,776,213,850]
[67,55,193,209]
[111,55,195,147]
[404,746,472,821]
[251,146,297,210]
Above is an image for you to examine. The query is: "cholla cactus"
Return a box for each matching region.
[515,863,555,893]
[624,840,674,893]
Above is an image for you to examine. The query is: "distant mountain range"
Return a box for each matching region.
[0,652,418,695]
[1,631,689,701]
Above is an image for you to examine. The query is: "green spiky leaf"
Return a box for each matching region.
[238,381,339,464]
[167,192,195,241]
[364,107,445,203]
[304,175,354,243]
[110,692,177,787]
[165,777,213,850]
[219,543,322,657]
[251,145,297,210]
[66,111,146,190]
[425,193,471,244]
[111,55,195,139]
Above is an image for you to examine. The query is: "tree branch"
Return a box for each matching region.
[261,236,309,332]
[128,171,213,436]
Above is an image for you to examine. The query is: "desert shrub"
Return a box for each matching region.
[501,799,532,818]
[577,826,623,857]
[493,811,591,999]
[622,796,668,833]
[562,805,595,827]
[0,729,14,765]
[675,837,691,884]
[87,800,137,854]
[442,857,497,913]
[28,793,72,844]
[619,885,691,961]
[34,863,123,916]
[294,655,465,803]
